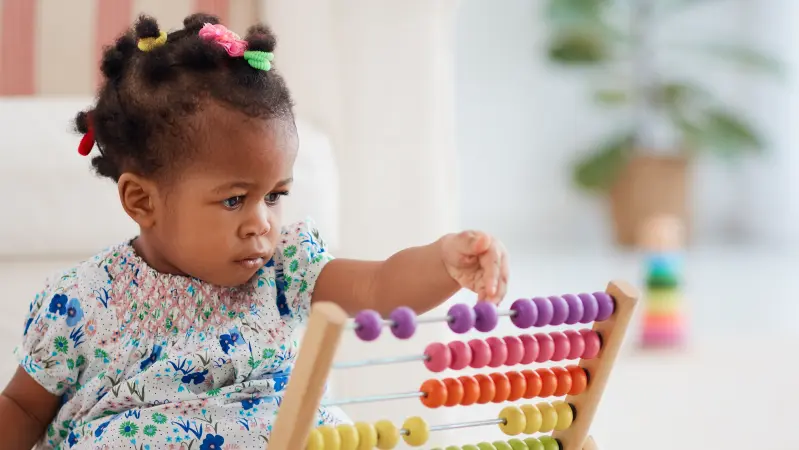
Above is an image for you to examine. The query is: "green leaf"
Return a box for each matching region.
[572,131,636,191]
[548,29,611,64]
[671,106,765,157]
[593,88,630,105]
[546,0,607,25]
[678,42,783,75]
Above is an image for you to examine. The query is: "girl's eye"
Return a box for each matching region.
[265,191,289,206]
[222,196,244,209]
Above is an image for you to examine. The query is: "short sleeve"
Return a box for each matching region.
[274,219,334,321]
[14,273,90,396]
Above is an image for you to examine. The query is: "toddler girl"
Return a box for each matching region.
[0,13,508,450]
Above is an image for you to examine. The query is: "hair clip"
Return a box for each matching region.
[78,113,95,156]
[138,31,168,52]
[199,23,273,71]
[244,51,274,71]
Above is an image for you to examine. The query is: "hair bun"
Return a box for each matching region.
[183,13,220,31]
[74,110,91,134]
[134,14,161,39]
[245,24,277,52]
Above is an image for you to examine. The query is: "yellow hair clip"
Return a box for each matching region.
[137,31,167,52]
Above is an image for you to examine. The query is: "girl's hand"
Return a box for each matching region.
[440,230,509,304]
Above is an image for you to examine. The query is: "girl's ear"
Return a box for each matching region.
[117,173,159,228]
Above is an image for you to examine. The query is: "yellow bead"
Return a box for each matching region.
[306,428,324,450]
[537,402,558,433]
[375,420,400,449]
[498,406,527,436]
[319,425,341,450]
[401,416,430,446]
[355,422,377,450]
[338,424,360,450]
[553,400,574,431]
[520,404,543,434]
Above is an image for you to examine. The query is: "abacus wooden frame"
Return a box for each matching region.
[268,280,639,450]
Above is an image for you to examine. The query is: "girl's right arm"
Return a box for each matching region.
[0,367,60,450]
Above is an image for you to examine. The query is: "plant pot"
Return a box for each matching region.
[609,153,690,247]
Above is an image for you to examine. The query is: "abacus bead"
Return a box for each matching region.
[355,422,377,450]
[354,310,382,341]
[563,329,585,360]
[520,404,543,434]
[420,378,447,408]
[534,333,555,363]
[401,416,430,446]
[498,406,527,436]
[550,332,570,361]
[521,369,542,399]
[469,339,492,368]
[477,443,497,450]
[486,337,508,368]
[578,293,599,323]
[306,428,324,450]
[536,368,557,397]
[581,330,601,359]
[519,334,539,364]
[459,375,481,406]
[507,439,529,450]
[532,297,554,327]
[319,425,342,450]
[338,424,360,450]
[562,293,584,325]
[594,291,615,321]
[537,402,558,432]
[447,303,476,334]
[551,366,573,397]
[375,420,400,449]
[389,307,417,339]
[475,373,496,404]
[539,436,561,450]
[462,446,480,450]
[448,341,473,370]
[493,442,513,450]
[553,400,575,431]
[510,298,537,328]
[443,377,464,407]
[567,365,588,395]
[506,371,527,402]
[490,372,511,403]
[524,438,545,450]
[474,302,499,332]
[548,296,569,326]
[503,336,524,366]
[424,342,451,372]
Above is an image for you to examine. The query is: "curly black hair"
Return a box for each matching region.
[75,13,294,182]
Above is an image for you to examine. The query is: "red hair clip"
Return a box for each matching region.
[78,112,95,156]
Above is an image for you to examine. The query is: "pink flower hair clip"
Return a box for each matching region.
[199,23,275,71]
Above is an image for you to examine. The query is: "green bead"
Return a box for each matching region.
[539,436,560,450]
[445,446,462,450]
[462,446,480,450]
[524,438,545,450]
[507,439,528,450]
[493,441,513,450]
[477,443,497,450]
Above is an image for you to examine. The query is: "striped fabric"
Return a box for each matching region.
[0,0,260,96]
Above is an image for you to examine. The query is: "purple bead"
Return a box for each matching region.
[532,297,554,327]
[447,303,476,334]
[510,298,537,329]
[594,291,615,321]
[473,301,499,332]
[562,294,584,325]
[548,296,569,326]
[354,309,383,341]
[578,293,599,323]
[389,306,417,339]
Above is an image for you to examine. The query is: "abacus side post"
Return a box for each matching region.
[267,301,348,450]
[552,280,639,450]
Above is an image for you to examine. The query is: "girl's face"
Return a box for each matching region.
[127,106,299,287]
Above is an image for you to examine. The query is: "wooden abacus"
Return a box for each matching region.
[269,280,639,450]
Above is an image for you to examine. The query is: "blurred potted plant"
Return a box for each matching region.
[545,0,783,246]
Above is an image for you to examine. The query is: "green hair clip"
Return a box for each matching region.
[243,51,274,71]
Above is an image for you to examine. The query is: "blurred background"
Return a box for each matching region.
[1,0,797,449]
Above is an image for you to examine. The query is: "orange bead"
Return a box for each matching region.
[475,373,496,404]
[536,368,557,397]
[420,378,447,408]
[551,366,572,397]
[490,372,511,403]
[567,365,588,395]
[458,375,480,406]
[521,369,542,399]
[506,371,527,402]
[443,377,464,407]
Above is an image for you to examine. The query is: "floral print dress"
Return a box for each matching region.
[15,220,349,450]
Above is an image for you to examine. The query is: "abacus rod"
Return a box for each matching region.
[345,308,517,330]
[428,418,505,433]
[332,353,427,369]
[321,390,424,406]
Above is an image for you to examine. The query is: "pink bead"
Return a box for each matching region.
[486,337,508,368]
[564,329,585,360]
[502,336,524,366]
[550,331,570,361]
[519,334,539,364]
[581,329,602,359]
[468,339,492,369]
[448,341,473,370]
[424,342,451,372]
[534,332,555,363]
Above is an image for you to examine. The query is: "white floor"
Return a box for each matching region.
[1,247,797,449]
